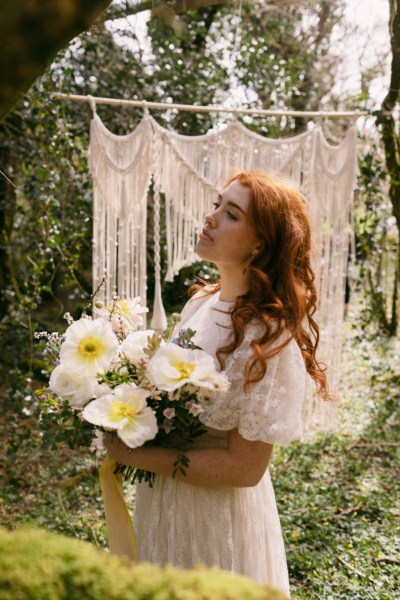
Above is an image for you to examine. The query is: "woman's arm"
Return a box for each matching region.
[104,429,273,488]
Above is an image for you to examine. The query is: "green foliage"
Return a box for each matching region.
[353,143,398,338]
[0,527,288,600]
[39,396,95,451]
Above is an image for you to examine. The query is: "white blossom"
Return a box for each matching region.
[163,407,176,419]
[49,364,97,408]
[95,297,148,334]
[59,318,119,377]
[147,343,227,393]
[185,400,204,417]
[95,383,113,398]
[120,330,155,365]
[82,383,157,448]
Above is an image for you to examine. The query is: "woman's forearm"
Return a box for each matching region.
[105,430,273,488]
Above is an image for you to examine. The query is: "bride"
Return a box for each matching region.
[105,170,329,597]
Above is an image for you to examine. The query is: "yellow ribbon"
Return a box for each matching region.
[99,456,138,561]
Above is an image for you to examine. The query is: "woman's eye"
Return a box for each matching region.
[211,202,237,220]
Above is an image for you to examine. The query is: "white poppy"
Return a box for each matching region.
[49,364,97,408]
[120,330,155,366]
[82,383,158,448]
[96,297,149,334]
[147,343,225,392]
[60,318,119,377]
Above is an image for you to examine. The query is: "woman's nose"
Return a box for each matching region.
[205,211,217,227]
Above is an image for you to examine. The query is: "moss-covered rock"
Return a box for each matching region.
[0,527,288,600]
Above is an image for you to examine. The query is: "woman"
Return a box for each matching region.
[105,171,329,597]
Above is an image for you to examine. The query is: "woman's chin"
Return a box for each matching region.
[195,241,212,261]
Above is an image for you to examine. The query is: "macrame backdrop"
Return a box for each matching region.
[89,111,357,432]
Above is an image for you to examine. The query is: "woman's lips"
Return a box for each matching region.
[199,228,214,241]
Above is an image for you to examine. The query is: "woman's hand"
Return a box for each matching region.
[103,431,132,464]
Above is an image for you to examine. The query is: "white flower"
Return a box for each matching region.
[163,418,174,434]
[96,297,149,334]
[92,430,105,453]
[120,330,155,365]
[95,383,113,398]
[147,343,223,392]
[163,407,176,419]
[59,318,119,377]
[49,364,97,408]
[185,400,203,417]
[82,383,158,448]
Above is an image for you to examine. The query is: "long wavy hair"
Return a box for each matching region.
[191,170,330,400]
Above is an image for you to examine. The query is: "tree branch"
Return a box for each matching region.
[0,0,113,122]
[0,0,233,121]
[377,0,400,179]
[107,0,232,20]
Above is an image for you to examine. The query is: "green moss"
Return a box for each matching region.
[0,527,288,600]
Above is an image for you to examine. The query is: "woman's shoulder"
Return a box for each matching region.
[186,285,219,307]
[238,319,304,366]
[178,286,219,324]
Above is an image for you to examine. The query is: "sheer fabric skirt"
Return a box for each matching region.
[134,469,290,597]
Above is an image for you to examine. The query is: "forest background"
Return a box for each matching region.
[0,1,399,598]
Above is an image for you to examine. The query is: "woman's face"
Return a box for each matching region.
[196,180,260,269]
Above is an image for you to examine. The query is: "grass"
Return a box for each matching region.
[274,318,400,599]
[0,307,399,599]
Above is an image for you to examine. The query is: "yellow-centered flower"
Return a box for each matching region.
[147,343,229,393]
[60,318,119,377]
[82,384,157,448]
[95,296,149,333]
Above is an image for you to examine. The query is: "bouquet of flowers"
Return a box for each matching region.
[37,297,230,486]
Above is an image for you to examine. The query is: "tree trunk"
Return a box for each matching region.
[376,0,400,335]
[0,119,22,318]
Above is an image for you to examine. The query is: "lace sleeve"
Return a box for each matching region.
[199,326,306,445]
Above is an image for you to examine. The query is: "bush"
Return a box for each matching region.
[0,527,288,600]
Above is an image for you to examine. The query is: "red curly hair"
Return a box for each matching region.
[191,170,329,400]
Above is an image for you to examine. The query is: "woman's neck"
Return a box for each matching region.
[217,266,250,303]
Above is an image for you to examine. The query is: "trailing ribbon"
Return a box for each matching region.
[99,456,138,561]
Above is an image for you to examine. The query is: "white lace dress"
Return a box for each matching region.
[134,291,306,597]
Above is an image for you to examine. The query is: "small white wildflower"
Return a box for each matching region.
[185,400,203,417]
[63,312,74,325]
[163,407,176,419]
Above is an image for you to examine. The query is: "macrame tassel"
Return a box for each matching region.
[151,170,168,330]
[151,278,168,331]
